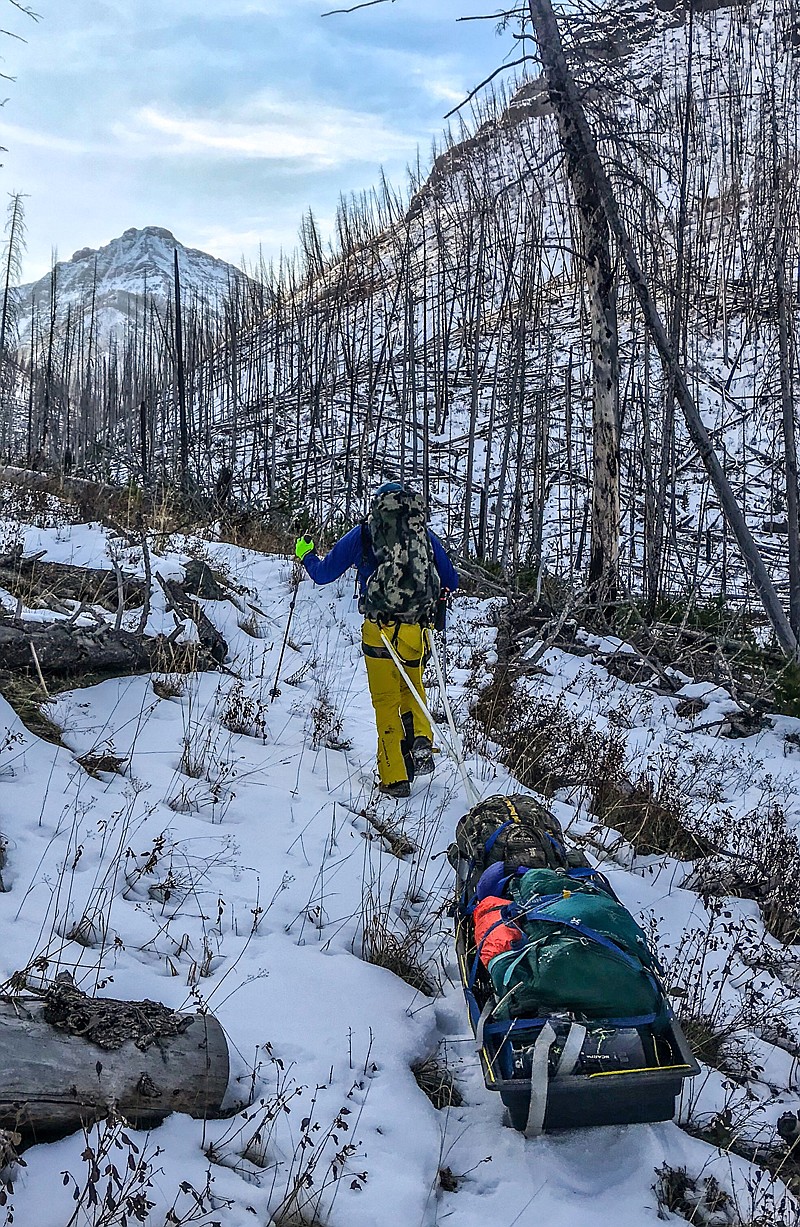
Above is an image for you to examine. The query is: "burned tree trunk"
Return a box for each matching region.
[0,987,228,1135]
[772,103,800,640]
[546,71,619,597]
[573,158,619,597]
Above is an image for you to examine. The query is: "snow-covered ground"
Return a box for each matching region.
[1,519,800,1225]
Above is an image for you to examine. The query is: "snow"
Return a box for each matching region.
[1,520,799,1224]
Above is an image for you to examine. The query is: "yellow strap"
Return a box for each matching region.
[587,1064,692,1079]
[503,797,521,824]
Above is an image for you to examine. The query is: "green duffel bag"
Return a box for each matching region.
[488,869,663,1021]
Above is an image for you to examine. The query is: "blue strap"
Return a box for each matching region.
[467,910,524,991]
[596,1012,660,1027]
[483,1012,661,1041]
[520,910,647,972]
[483,1017,549,1035]
[546,833,568,861]
[484,821,513,855]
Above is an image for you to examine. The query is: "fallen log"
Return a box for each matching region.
[0,619,151,677]
[0,546,144,613]
[0,465,121,515]
[157,576,228,664]
[0,592,228,682]
[0,986,229,1135]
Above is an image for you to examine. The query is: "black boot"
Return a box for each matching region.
[379,780,411,799]
[400,711,416,783]
[411,736,435,776]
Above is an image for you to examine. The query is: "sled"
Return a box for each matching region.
[453,865,699,1134]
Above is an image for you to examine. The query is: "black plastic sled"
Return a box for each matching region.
[453,863,699,1134]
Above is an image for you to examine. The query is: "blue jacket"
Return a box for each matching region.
[303,524,459,596]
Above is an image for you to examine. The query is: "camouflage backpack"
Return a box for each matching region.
[362,488,441,625]
[448,794,585,897]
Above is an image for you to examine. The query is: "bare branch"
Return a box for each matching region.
[443,55,535,119]
[456,8,526,19]
[6,2,40,19]
[322,0,392,15]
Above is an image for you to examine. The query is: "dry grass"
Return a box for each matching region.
[412,1053,463,1110]
[653,1165,735,1226]
[217,513,294,556]
[362,910,437,997]
[76,749,128,778]
[152,674,186,700]
[590,738,716,860]
[0,673,64,745]
[473,669,712,861]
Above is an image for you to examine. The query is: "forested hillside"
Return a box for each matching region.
[3,0,796,623]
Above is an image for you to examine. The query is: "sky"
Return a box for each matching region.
[0,0,518,283]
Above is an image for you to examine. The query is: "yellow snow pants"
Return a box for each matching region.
[361,619,433,786]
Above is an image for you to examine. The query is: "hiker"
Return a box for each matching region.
[295,482,458,798]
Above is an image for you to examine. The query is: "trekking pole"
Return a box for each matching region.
[378,629,480,805]
[426,630,481,805]
[270,560,303,702]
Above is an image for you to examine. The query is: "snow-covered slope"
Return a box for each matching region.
[0,518,799,1224]
[15,226,247,351]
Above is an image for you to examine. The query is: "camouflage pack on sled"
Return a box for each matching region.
[362,488,441,625]
[448,794,587,896]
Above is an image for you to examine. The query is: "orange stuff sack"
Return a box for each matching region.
[473,896,524,966]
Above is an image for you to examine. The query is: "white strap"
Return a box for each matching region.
[524,1021,557,1138]
[427,630,481,805]
[475,998,495,1053]
[553,1022,587,1079]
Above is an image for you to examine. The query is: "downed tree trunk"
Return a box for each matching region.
[0,987,229,1135]
[0,619,151,676]
[0,465,120,507]
[157,576,228,664]
[0,587,228,681]
[0,546,144,613]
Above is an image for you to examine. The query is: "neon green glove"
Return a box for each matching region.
[295,535,315,561]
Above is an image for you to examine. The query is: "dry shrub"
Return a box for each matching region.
[77,748,128,778]
[688,802,800,945]
[236,610,267,638]
[0,674,64,745]
[482,686,605,795]
[217,511,294,556]
[474,674,710,861]
[680,1014,729,1072]
[311,685,350,751]
[412,1053,463,1110]
[219,680,267,739]
[590,739,715,860]
[362,908,437,997]
[654,1165,736,1226]
[152,674,186,700]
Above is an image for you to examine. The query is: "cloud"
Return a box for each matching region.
[0,119,108,156]
[116,93,419,168]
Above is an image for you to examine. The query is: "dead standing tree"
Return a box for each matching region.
[525,0,798,657]
[547,54,619,600]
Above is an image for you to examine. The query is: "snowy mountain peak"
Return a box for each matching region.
[16,226,248,350]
